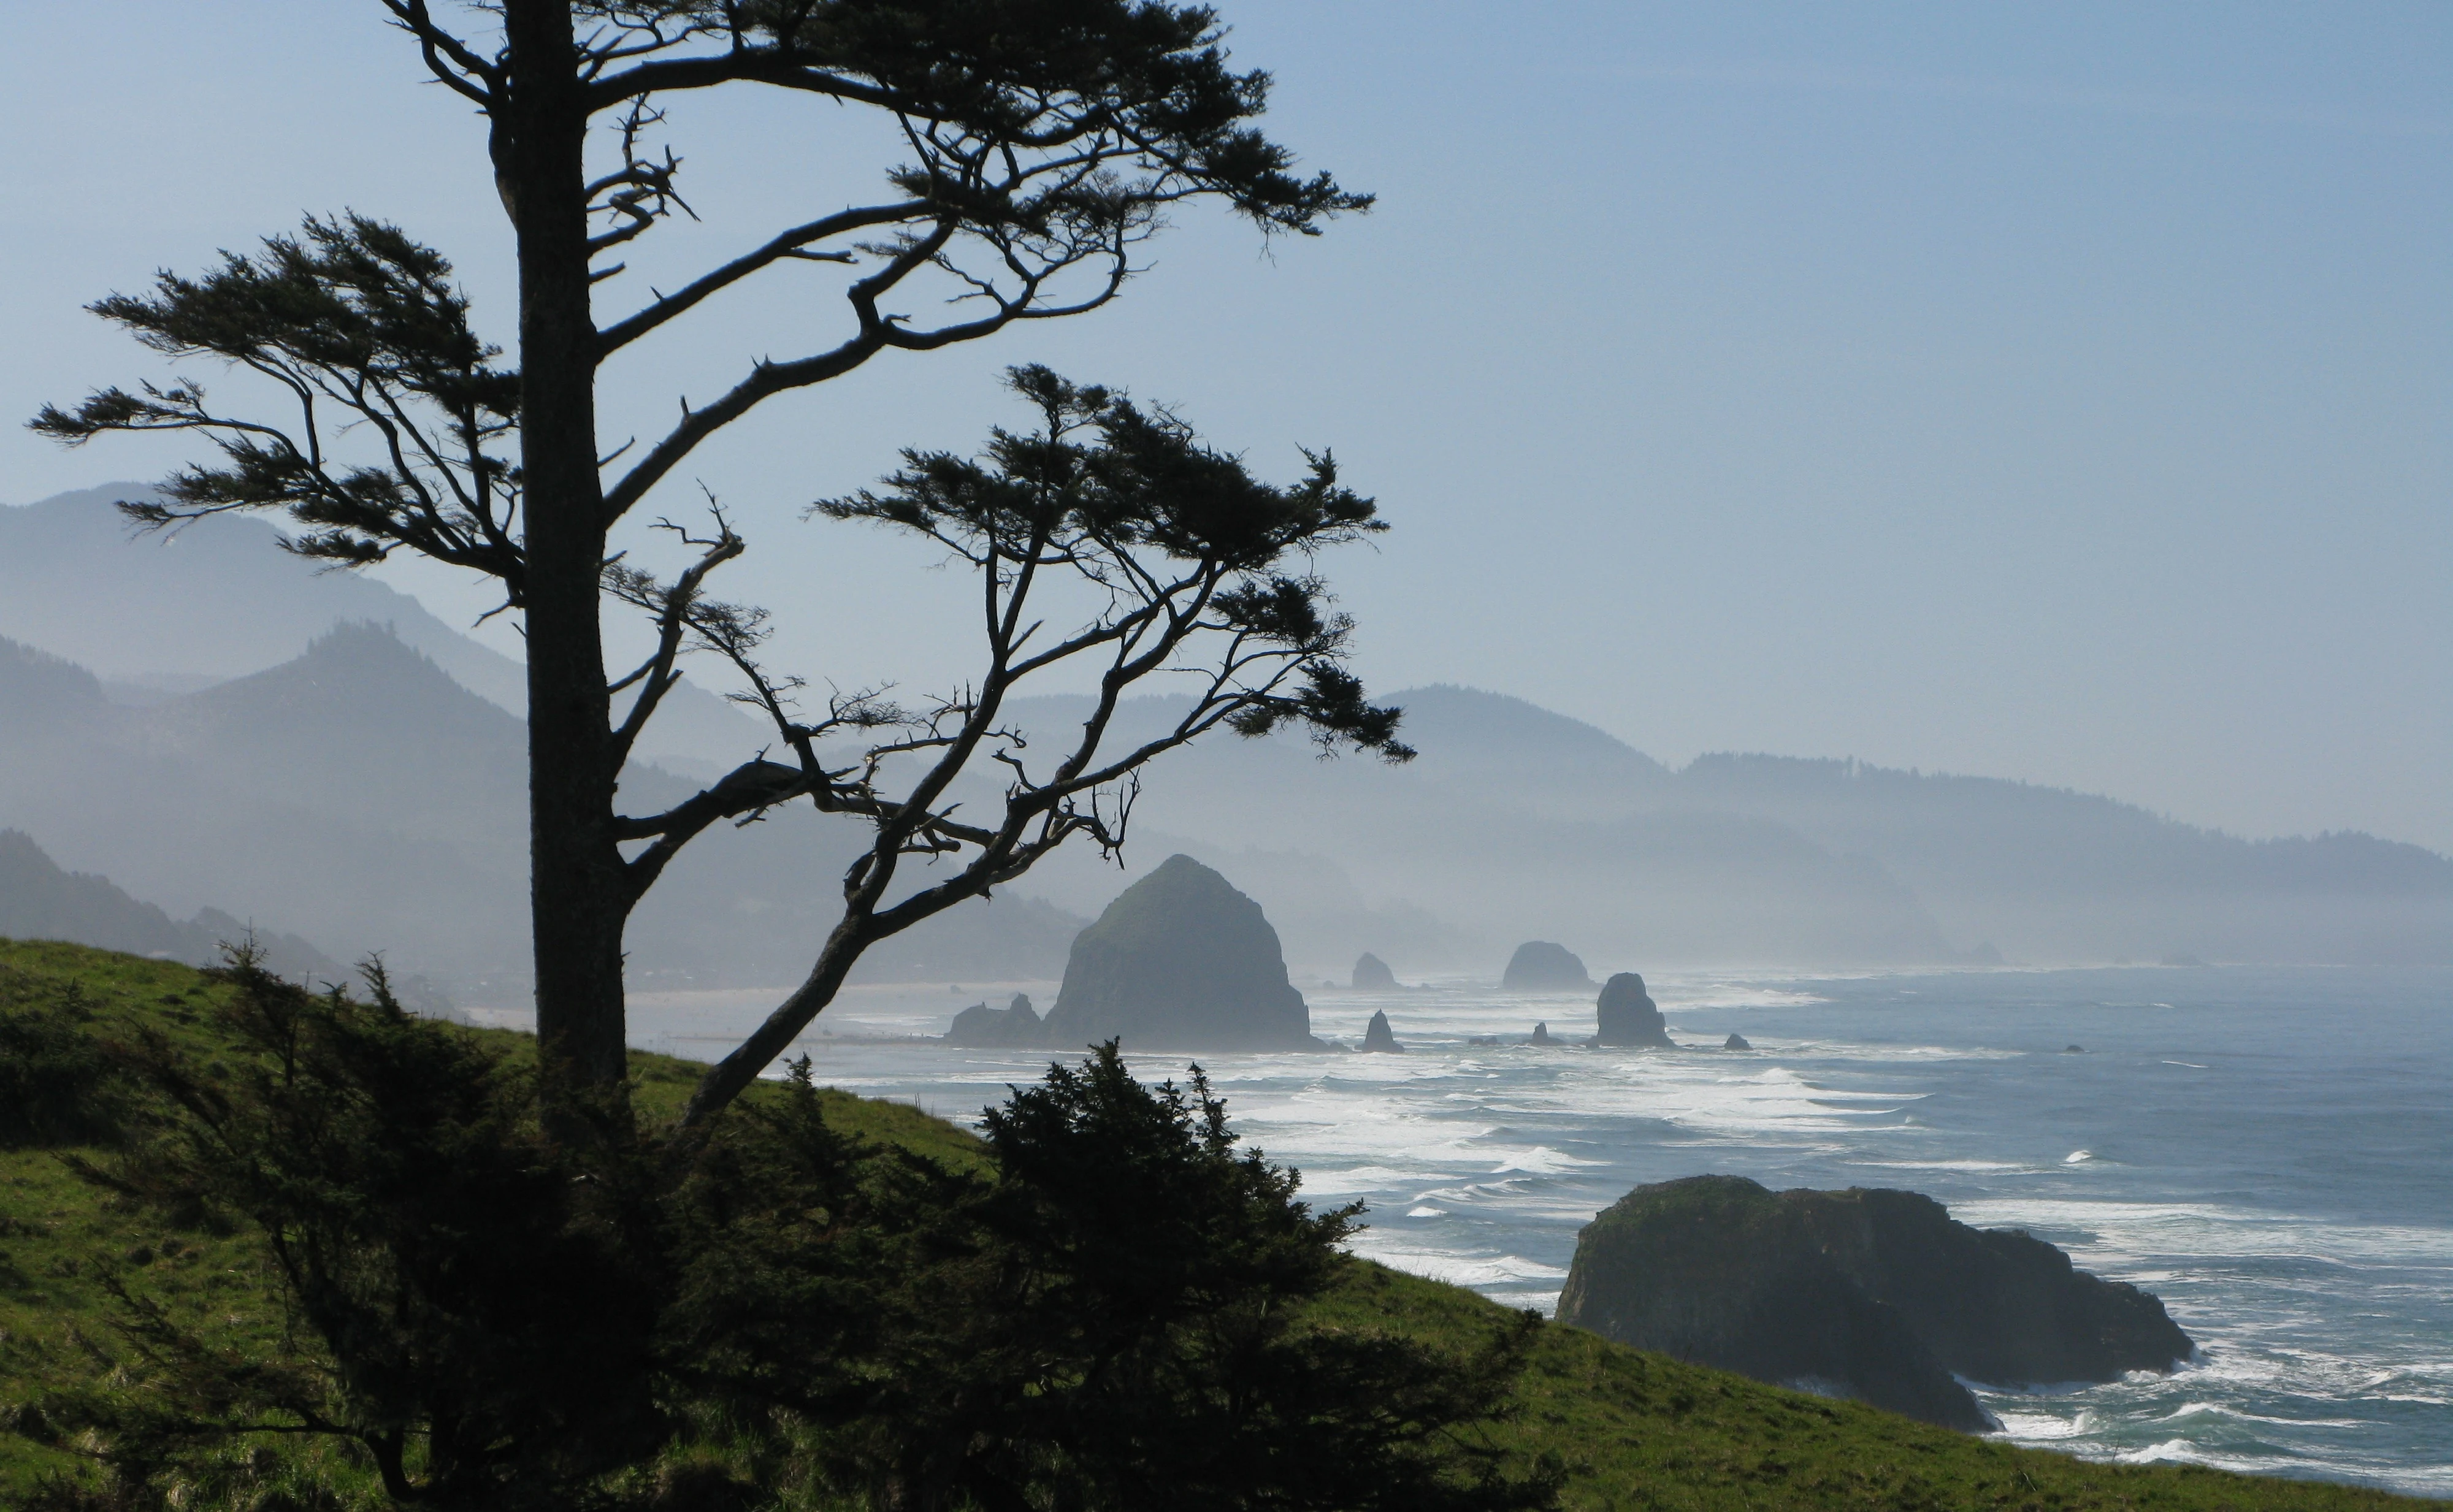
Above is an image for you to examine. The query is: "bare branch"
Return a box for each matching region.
[379,0,499,107]
[676,367,1405,1124]
[594,201,925,357]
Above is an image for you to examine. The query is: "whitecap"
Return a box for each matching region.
[1488,1145,1605,1174]
[1293,1164,1463,1196]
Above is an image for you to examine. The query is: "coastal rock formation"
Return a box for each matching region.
[1352,952,1399,990]
[1360,1009,1403,1052]
[1037,855,1320,1052]
[945,993,1043,1048]
[1529,1021,1555,1046]
[1557,1175,2193,1432]
[1723,1033,1753,1051]
[1503,941,1593,990]
[1593,971,1671,1047]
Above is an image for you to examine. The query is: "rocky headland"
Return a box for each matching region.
[1593,971,1672,1047]
[1036,854,1322,1052]
[1502,940,1594,990]
[1556,1175,2194,1432]
[944,992,1042,1048]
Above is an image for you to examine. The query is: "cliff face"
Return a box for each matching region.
[1557,1176,2192,1432]
[1038,855,1318,1052]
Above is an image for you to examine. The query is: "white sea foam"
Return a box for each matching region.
[1488,1146,1606,1174]
[640,966,2453,1499]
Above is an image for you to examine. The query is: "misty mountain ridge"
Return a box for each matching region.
[0,827,336,982]
[974,688,2449,969]
[0,484,762,773]
[0,621,1087,991]
[4,482,2446,983]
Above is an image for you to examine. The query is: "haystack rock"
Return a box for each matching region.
[1037,854,1322,1052]
[1558,1175,2193,1432]
[944,992,1042,1048]
[1593,972,1671,1048]
[1502,941,1594,990]
[1352,952,1400,990]
[1361,1009,1403,1052]
[1723,1033,1753,1051]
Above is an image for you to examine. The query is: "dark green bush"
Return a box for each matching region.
[28,961,1552,1511]
[0,983,134,1149]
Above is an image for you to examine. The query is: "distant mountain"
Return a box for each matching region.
[973,687,2452,971]
[0,625,1084,993]
[8,483,2446,977]
[1662,754,2453,963]
[0,484,764,773]
[0,827,335,982]
[978,693,1962,972]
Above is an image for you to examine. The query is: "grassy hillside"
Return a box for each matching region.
[1,941,2430,1510]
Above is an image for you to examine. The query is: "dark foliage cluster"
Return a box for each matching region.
[29,216,522,588]
[0,982,138,1150]
[18,955,1555,1511]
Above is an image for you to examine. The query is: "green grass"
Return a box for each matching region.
[0,939,2433,1510]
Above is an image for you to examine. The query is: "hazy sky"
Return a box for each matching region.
[4,3,2446,851]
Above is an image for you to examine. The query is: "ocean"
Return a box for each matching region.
[614,964,2453,1498]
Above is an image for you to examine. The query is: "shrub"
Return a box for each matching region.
[29,961,1553,1510]
[0,982,134,1149]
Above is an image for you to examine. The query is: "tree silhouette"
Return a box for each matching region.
[33,1,1393,1120]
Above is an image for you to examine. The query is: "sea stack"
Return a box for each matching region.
[1593,972,1672,1047]
[1360,1009,1403,1052]
[1723,1032,1753,1051]
[944,992,1043,1048]
[1037,854,1321,1052]
[1352,952,1400,990]
[1529,1021,1555,1046]
[1503,941,1594,990]
[1557,1175,2194,1432]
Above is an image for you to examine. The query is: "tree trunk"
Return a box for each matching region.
[503,0,628,1100]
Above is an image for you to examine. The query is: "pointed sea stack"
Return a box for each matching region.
[1723,1032,1753,1051]
[1594,972,1672,1047]
[1529,1021,1555,1046]
[1038,854,1321,1052]
[1352,951,1400,990]
[1360,1009,1403,1052]
[1503,941,1594,990]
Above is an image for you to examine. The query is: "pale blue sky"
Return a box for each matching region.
[4,2,2446,849]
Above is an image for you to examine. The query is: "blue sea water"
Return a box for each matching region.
[623,965,2453,1498]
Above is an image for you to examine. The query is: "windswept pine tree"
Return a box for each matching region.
[35,1,1404,1123]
